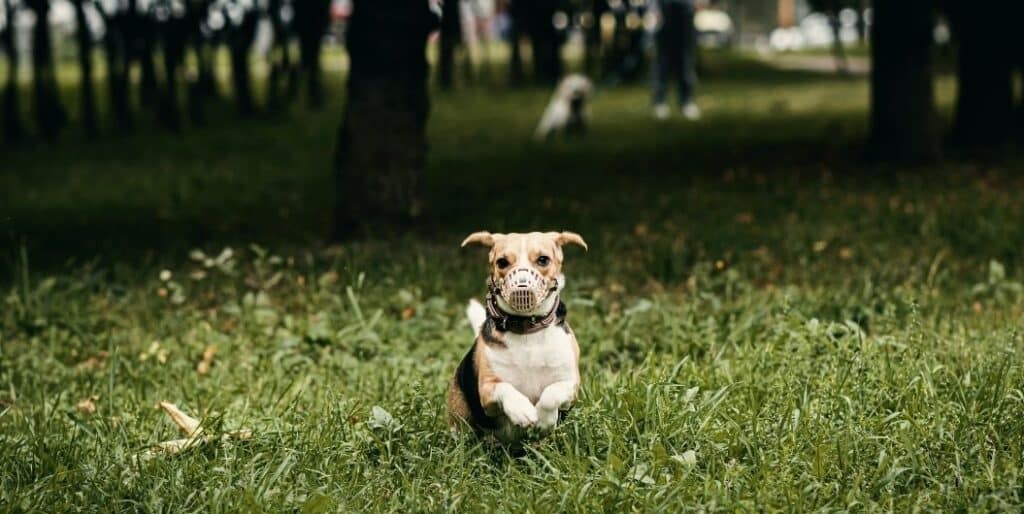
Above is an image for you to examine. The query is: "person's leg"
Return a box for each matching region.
[652,35,671,117]
[678,3,699,117]
[653,4,683,117]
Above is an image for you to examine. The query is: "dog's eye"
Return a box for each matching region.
[496,257,510,269]
[537,256,550,267]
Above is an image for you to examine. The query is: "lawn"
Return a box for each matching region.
[2,53,1024,511]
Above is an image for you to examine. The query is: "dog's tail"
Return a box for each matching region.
[466,299,487,337]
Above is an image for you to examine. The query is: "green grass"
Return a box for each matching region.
[2,53,1024,511]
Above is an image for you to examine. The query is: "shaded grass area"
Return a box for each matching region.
[2,54,1024,511]
[0,52,959,266]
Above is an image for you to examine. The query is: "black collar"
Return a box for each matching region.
[485,292,566,334]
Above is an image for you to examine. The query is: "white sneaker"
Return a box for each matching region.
[653,104,670,120]
[682,102,701,120]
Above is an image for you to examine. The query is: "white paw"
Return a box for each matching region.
[535,406,559,430]
[502,395,538,427]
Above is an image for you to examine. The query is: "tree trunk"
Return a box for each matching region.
[73,0,98,138]
[438,0,461,90]
[28,0,65,141]
[869,0,938,162]
[195,39,217,97]
[295,0,330,108]
[827,2,848,76]
[333,1,438,239]
[104,12,133,131]
[584,0,604,74]
[948,4,1014,148]
[228,11,258,117]
[184,0,217,124]
[2,0,23,141]
[525,0,562,85]
[855,0,866,43]
[158,18,186,131]
[128,1,158,107]
[266,0,295,110]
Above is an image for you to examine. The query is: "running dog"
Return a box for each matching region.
[448,231,587,442]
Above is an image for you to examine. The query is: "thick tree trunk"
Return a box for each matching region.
[73,0,98,138]
[869,0,938,162]
[438,0,461,90]
[295,0,330,107]
[525,0,563,85]
[949,5,1014,148]
[334,1,438,239]
[2,0,23,141]
[28,0,65,141]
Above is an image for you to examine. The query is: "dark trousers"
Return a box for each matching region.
[652,3,697,106]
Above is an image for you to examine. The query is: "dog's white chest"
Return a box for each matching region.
[484,326,577,403]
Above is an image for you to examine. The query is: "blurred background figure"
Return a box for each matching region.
[459,0,495,80]
[650,0,699,120]
[439,0,496,88]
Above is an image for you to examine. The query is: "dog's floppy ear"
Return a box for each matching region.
[551,231,588,251]
[461,231,501,248]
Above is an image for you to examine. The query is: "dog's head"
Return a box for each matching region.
[462,231,588,314]
[558,74,593,100]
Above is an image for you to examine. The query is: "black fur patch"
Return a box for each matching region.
[559,406,572,422]
[480,318,505,347]
[455,345,498,430]
[556,302,571,334]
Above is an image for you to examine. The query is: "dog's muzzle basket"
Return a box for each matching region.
[492,267,555,312]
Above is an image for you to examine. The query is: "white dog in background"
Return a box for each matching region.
[534,74,594,141]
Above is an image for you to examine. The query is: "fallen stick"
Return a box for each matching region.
[144,402,251,456]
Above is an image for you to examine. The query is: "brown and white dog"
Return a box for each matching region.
[448,231,587,442]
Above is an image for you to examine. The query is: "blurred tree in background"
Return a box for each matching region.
[26,0,66,140]
[333,0,437,239]
[869,0,938,162]
[293,0,330,107]
[2,0,24,140]
[70,0,96,137]
[945,0,1019,149]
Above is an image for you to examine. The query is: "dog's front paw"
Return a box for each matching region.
[502,395,539,427]
[535,406,559,430]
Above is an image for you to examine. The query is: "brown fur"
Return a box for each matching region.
[446,377,470,428]
[474,340,504,417]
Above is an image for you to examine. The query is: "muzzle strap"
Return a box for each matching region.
[485,291,564,335]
